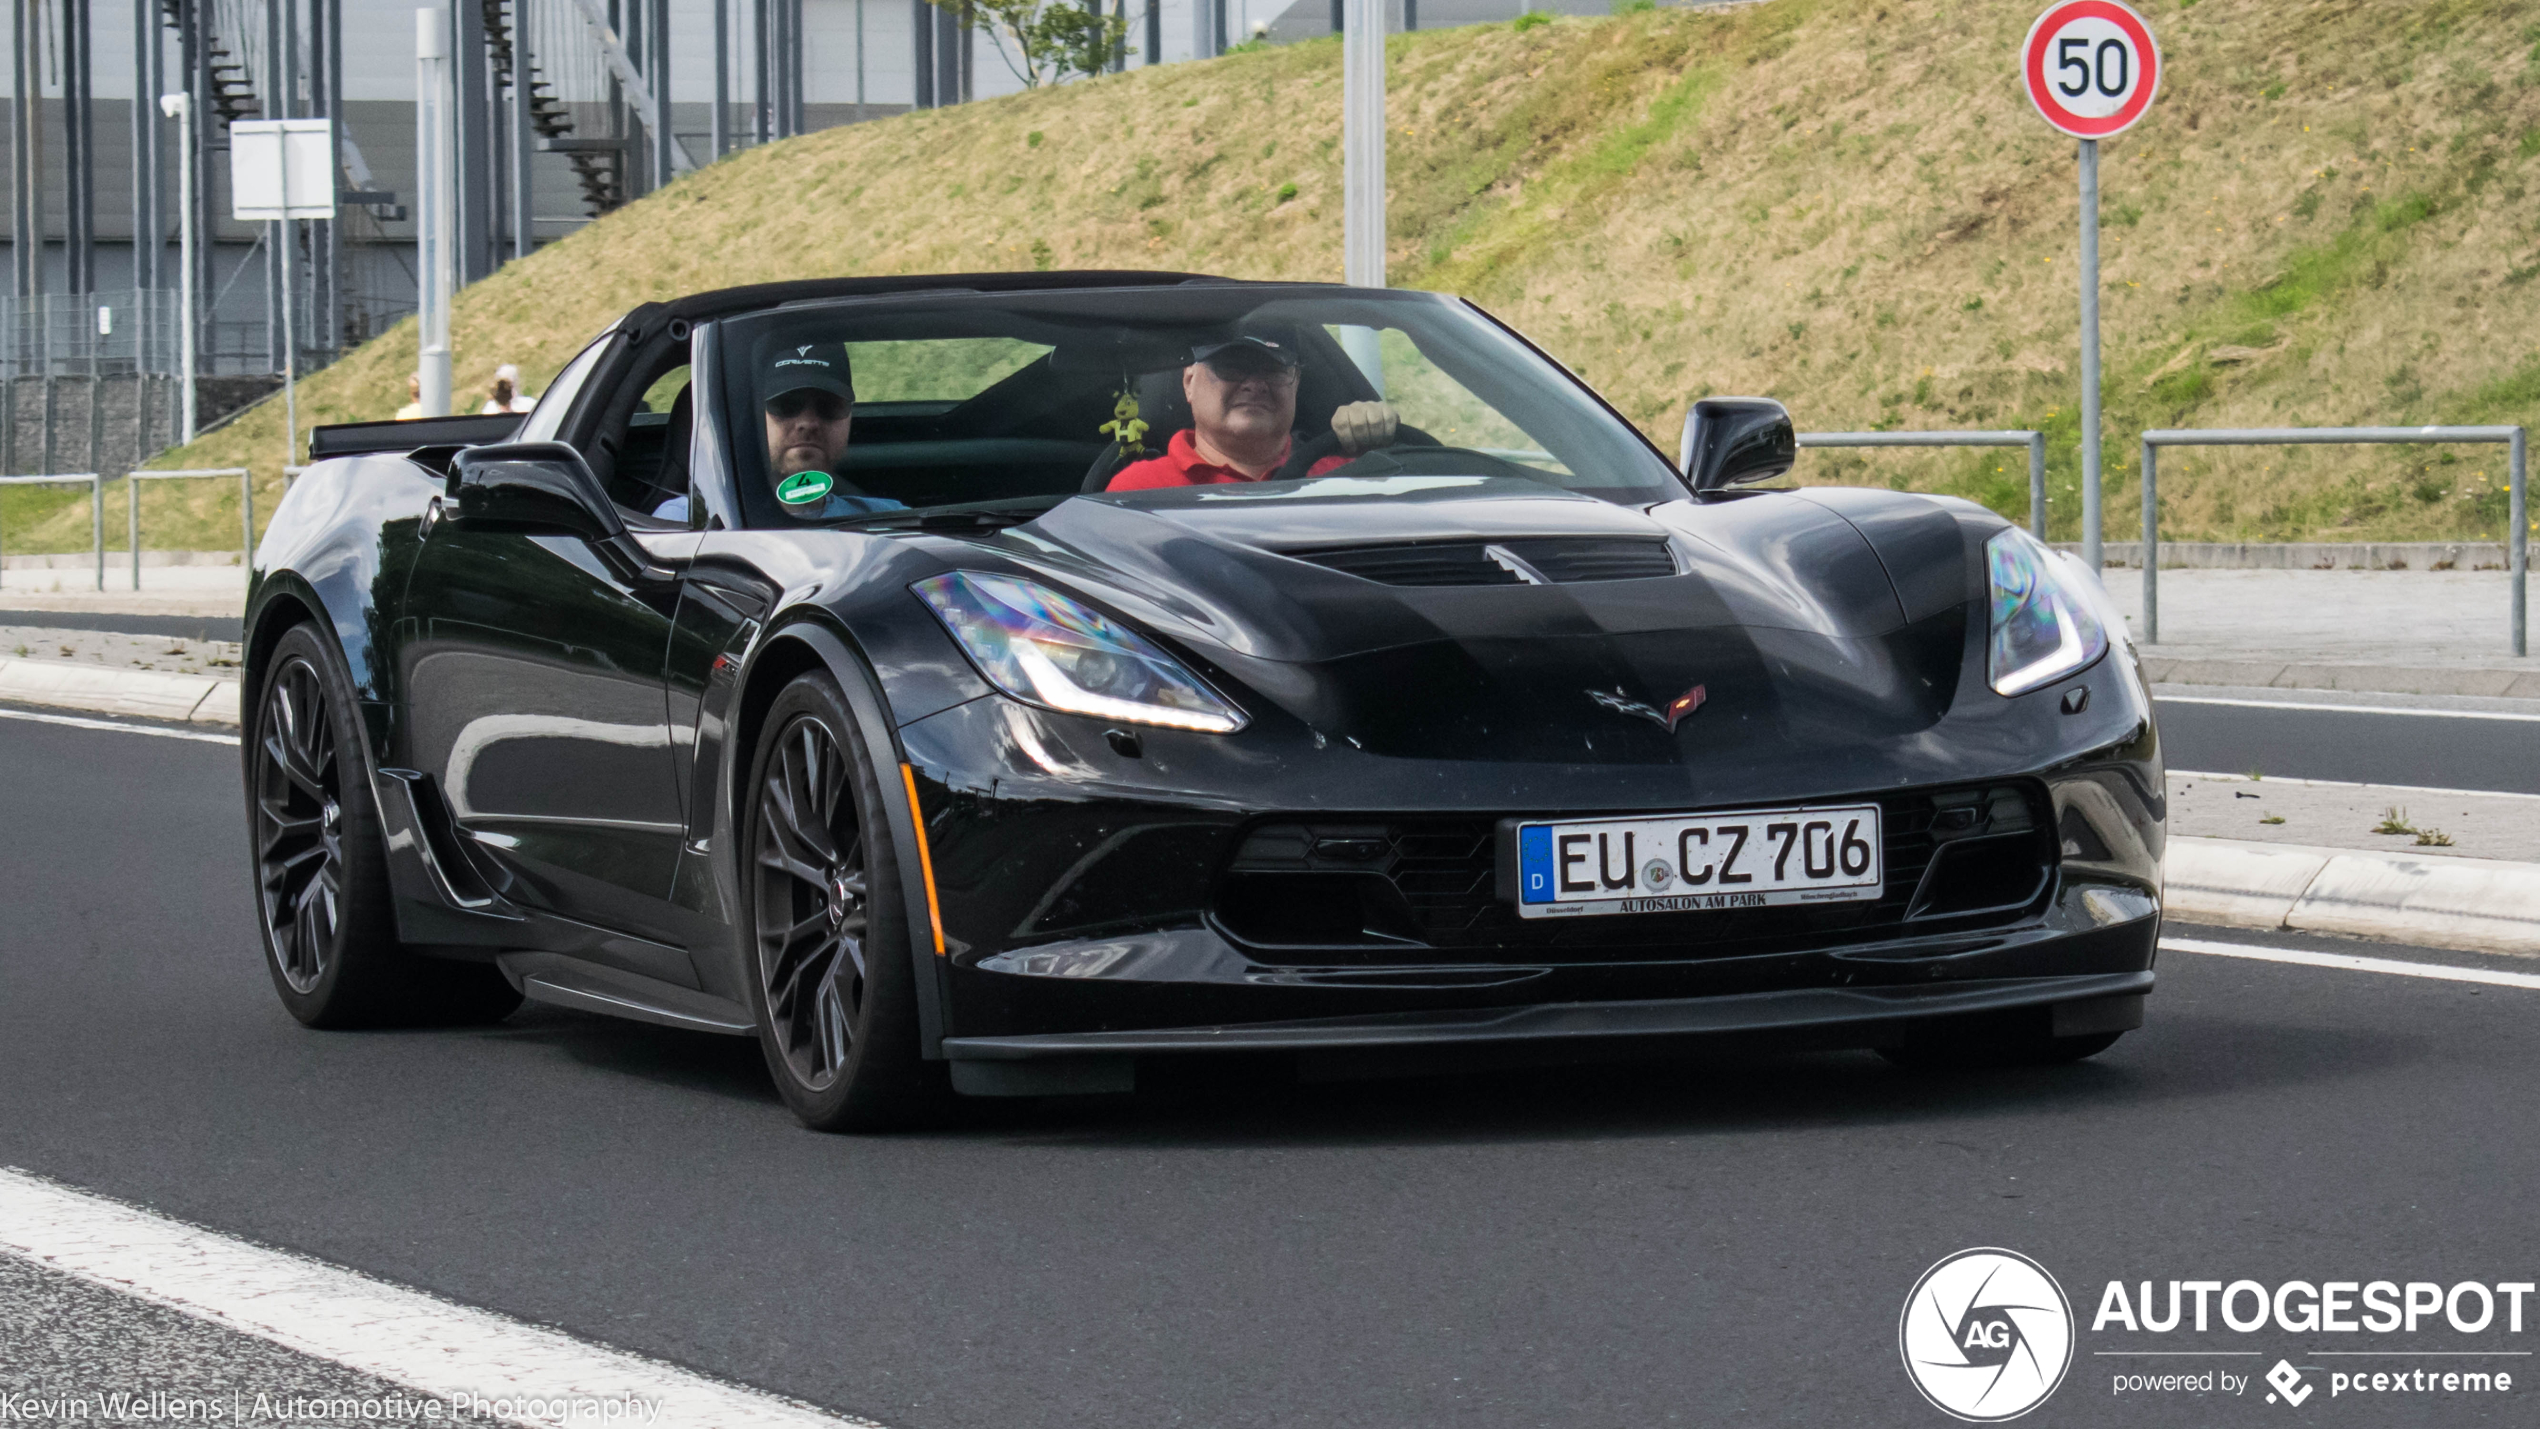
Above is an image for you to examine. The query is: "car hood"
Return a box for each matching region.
[957,476,1991,764]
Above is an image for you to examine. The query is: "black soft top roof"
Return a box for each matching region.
[649,270,1257,328]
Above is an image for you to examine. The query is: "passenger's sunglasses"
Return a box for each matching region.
[765,389,851,422]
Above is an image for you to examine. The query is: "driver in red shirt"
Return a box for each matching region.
[1107,333,1397,491]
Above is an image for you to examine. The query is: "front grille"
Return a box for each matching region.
[1213,782,2055,961]
[1292,537,1678,587]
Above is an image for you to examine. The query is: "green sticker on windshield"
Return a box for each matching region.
[776,470,835,506]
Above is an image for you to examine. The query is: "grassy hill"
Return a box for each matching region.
[19,0,2540,554]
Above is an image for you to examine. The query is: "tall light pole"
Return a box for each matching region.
[159,91,196,443]
[415,8,454,416]
[1341,0,1382,287]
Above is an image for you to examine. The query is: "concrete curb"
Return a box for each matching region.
[2139,657,2540,698]
[0,657,240,724]
[2167,835,2540,957]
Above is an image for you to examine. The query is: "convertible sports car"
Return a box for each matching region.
[244,271,2162,1129]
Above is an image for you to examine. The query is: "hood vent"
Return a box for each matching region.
[1292,537,1680,587]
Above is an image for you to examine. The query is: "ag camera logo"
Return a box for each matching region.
[1901,1248,2075,1421]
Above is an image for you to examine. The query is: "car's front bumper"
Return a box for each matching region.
[895,672,2165,1087]
[940,965,2153,1093]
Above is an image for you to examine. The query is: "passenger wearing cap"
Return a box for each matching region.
[1105,333,1398,491]
[654,340,904,523]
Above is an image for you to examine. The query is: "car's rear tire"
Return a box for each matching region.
[1878,1029,2123,1070]
[741,668,948,1131]
[249,622,522,1028]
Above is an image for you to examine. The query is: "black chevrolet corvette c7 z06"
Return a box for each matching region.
[242,271,2162,1129]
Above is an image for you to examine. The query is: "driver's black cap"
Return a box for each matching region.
[762,341,855,402]
[1189,332,1300,369]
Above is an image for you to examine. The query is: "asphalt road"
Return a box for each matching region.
[2155,693,2540,794]
[0,608,244,642]
[5,707,2539,1427]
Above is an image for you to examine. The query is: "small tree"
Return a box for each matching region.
[935,0,1130,88]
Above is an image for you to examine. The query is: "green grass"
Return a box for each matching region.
[43,0,2540,553]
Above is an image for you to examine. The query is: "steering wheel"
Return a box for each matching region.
[1271,422,1443,482]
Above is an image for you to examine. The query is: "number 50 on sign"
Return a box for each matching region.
[2023,0,2161,139]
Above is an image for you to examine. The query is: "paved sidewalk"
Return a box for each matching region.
[0,563,245,618]
[2103,568,2540,694]
[2169,771,2540,863]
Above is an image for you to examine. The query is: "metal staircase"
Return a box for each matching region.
[162,0,262,126]
[484,0,622,217]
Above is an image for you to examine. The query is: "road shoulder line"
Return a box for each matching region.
[2161,936,2540,990]
[0,1168,880,1429]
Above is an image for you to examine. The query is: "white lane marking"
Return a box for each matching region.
[2161,936,2540,991]
[0,705,238,745]
[2156,695,2540,723]
[2170,770,2540,803]
[0,1168,884,1428]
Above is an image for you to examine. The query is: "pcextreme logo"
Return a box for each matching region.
[1901,1248,2077,1421]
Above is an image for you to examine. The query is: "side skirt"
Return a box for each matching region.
[496,952,756,1037]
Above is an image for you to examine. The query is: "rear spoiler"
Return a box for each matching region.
[308,413,522,460]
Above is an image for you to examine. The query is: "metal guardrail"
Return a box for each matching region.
[2141,427,2528,656]
[1797,430,2049,539]
[129,467,256,591]
[0,474,107,591]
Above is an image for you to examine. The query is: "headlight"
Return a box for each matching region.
[1986,528,2108,696]
[912,571,1248,734]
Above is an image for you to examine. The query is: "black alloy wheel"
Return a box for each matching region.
[254,653,343,996]
[752,713,871,1092]
[250,622,521,1028]
[742,668,943,1130]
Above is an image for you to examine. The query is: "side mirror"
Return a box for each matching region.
[1679,397,1797,493]
[447,442,672,585]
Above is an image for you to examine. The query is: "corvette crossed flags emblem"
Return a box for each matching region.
[1588,683,1707,732]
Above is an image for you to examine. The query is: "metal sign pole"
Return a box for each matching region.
[278,218,296,475]
[161,93,196,443]
[2078,137,2101,574]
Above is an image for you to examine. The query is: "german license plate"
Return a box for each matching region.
[1509,804,1882,918]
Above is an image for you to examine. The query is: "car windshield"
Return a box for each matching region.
[709,284,1685,530]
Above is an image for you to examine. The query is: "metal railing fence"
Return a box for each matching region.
[0,474,107,591]
[2140,427,2528,656]
[1796,430,2049,539]
[0,290,187,379]
[129,468,257,591]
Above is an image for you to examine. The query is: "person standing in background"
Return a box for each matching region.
[394,374,424,421]
[482,364,537,415]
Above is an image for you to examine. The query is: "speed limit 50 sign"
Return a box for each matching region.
[2023,0,2161,138]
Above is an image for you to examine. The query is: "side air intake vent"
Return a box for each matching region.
[1292,538,1679,587]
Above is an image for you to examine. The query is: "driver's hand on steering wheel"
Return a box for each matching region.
[1330,401,1400,456]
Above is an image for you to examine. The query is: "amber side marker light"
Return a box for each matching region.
[900,763,947,955]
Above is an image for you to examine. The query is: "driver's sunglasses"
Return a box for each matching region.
[765,389,851,422]
[1204,358,1300,386]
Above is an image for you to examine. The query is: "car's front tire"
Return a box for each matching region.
[741,668,947,1131]
[249,622,522,1028]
